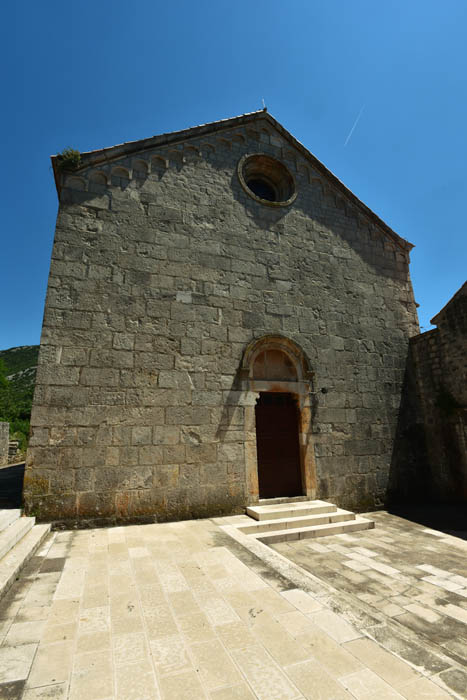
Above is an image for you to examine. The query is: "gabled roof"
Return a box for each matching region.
[52,109,413,251]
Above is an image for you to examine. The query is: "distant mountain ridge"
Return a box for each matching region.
[0,345,39,450]
[1,345,39,378]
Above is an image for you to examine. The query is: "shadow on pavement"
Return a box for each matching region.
[387,503,467,540]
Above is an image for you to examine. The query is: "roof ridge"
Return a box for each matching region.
[53,109,268,159]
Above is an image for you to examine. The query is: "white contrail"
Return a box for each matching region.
[344,105,365,147]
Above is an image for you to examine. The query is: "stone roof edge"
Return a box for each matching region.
[409,328,438,344]
[51,110,267,198]
[262,113,413,252]
[51,109,413,252]
[430,281,467,326]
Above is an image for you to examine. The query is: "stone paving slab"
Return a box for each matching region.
[0,512,464,699]
[269,510,467,698]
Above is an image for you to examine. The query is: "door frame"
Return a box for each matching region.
[239,335,318,504]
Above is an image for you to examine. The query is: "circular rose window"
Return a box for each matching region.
[237,154,297,207]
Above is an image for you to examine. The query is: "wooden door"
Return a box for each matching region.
[255,392,302,498]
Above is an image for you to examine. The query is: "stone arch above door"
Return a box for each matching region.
[240,335,314,394]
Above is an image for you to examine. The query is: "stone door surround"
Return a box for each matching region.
[239,335,317,503]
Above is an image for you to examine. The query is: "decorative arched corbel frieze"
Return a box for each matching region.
[150,154,168,178]
[132,159,149,179]
[64,175,87,191]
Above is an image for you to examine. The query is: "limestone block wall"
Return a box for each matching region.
[409,283,467,500]
[24,116,420,525]
[0,422,9,466]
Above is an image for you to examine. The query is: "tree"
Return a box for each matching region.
[0,358,8,390]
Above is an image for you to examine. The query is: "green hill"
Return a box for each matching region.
[0,345,39,450]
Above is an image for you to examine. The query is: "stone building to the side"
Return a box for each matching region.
[23,110,420,526]
[407,282,467,501]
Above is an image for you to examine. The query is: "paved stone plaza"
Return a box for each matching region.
[0,512,466,699]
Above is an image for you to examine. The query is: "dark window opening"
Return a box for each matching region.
[246,178,276,202]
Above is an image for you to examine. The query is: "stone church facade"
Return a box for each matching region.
[24,110,420,525]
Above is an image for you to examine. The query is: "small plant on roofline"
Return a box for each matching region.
[56,147,81,171]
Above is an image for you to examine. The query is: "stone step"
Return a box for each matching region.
[247,499,337,521]
[0,524,52,599]
[253,515,375,544]
[0,509,21,533]
[258,496,310,506]
[239,508,355,534]
[0,516,35,561]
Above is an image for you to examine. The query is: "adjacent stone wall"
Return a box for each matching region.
[0,422,9,466]
[407,283,467,501]
[24,116,419,525]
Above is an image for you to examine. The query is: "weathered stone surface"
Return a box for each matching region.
[389,282,466,503]
[24,112,420,524]
[0,423,9,467]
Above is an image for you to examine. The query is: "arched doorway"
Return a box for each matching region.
[240,335,317,502]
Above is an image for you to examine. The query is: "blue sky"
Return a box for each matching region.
[1,0,466,349]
